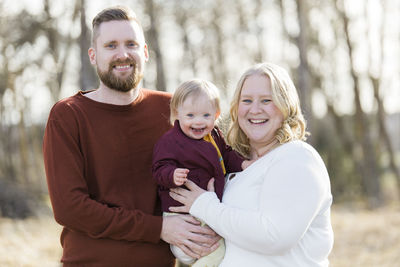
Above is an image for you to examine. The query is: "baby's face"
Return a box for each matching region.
[176,93,218,140]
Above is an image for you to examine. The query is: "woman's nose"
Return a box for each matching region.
[249,102,262,113]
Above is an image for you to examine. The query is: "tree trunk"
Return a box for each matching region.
[366,0,400,197]
[79,0,98,91]
[337,0,383,208]
[145,0,167,91]
[175,7,198,78]
[295,0,313,142]
[211,0,229,91]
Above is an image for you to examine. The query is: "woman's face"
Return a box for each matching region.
[237,74,284,151]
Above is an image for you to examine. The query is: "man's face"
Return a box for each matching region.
[88,20,148,92]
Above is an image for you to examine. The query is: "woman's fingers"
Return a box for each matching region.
[170,189,186,202]
[169,205,189,213]
[169,190,190,212]
[184,179,199,190]
[207,178,215,192]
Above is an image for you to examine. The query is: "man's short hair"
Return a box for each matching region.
[91,6,141,45]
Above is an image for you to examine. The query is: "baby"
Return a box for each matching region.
[152,79,252,266]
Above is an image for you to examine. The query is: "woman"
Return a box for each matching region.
[169,62,334,266]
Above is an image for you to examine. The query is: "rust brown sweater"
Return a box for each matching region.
[43,89,174,266]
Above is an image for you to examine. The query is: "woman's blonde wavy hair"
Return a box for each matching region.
[227,63,309,157]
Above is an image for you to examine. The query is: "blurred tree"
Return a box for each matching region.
[278,0,314,143]
[175,2,198,78]
[0,0,92,217]
[294,0,313,140]
[336,0,383,207]
[365,0,400,193]
[0,0,399,218]
[144,0,167,91]
[79,0,98,91]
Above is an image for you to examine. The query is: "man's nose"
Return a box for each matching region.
[116,47,130,59]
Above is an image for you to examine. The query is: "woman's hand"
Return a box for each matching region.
[169,178,215,213]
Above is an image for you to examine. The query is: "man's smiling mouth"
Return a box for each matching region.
[114,64,132,70]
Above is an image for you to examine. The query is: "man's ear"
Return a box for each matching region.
[88,47,96,65]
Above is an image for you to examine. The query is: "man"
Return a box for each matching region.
[43,6,218,266]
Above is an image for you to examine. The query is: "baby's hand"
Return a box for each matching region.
[173,168,189,186]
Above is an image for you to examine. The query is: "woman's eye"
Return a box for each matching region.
[262,99,271,104]
[127,42,137,48]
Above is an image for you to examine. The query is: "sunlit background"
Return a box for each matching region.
[0,0,399,266]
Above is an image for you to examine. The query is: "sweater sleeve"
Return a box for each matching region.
[152,137,181,188]
[43,104,162,243]
[190,145,330,255]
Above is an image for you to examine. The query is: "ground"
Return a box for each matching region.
[0,205,399,267]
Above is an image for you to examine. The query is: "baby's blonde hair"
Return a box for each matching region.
[170,79,221,124]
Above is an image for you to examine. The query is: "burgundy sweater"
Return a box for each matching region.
[43,89,174,266]
[152,121,244,212]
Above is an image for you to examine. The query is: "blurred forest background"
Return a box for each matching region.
[0,0,399,266]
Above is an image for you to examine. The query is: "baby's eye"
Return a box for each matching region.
[261,99,272,104]
[204,113,211,118]
[186,114,194,118]
[241,99,252,103]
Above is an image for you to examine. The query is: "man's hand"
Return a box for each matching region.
[160,215,220,259]
[173,168,189,186]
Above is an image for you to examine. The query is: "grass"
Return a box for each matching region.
[0,215,61,267]
[0,204,399,267]
[330,204,400,267]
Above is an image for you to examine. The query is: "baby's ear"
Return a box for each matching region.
[215,111,220,119]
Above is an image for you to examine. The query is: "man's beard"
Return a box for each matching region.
[97,58,143,92]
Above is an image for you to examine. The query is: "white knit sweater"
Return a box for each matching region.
[190,141,334,267]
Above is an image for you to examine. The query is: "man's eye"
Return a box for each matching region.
[105,44,116,49]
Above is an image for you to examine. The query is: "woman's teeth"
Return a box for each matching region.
[249,119,267,124]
